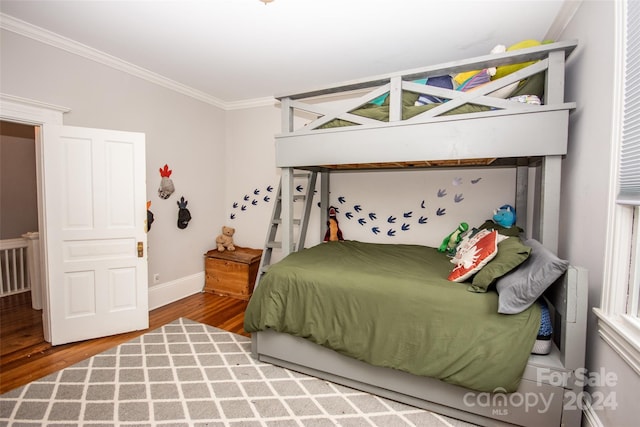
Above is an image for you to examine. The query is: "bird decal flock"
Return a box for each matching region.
[229,185,275,220]
[229,175,484,237]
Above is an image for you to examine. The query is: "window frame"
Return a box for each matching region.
[594,0,640,376]
[629,208,640,318]
[595,204,640,375]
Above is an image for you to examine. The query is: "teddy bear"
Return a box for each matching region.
[215,226,236,252]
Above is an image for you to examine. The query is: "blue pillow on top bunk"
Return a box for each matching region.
[414,75,454,106]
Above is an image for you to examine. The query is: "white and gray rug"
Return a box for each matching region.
[0,318,475,426]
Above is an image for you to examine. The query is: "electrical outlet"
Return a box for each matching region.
[153,273,160,284]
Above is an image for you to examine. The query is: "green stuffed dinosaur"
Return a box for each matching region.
[438,222,469,254]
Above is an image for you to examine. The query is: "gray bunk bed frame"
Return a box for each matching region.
[252,40,588,427]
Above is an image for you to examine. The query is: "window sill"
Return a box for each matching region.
[594,308,640,376]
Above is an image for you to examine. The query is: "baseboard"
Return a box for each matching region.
[148,272,204,310]
[581,396,604,427]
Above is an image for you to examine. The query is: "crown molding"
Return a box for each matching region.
[0,13,274,111]
[225,96,278,110]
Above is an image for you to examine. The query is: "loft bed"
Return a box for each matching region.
[246,40,587,427]
[275,40,577,254]
[275,40,576,170]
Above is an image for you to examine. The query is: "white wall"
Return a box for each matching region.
[0,30,227,303]
[225,105,518,258]
[223,105,280,249]
[559,1,639,426]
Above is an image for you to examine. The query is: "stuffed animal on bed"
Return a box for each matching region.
[493,204,516,228]
[438,222,469,254]
[323,206,344,242]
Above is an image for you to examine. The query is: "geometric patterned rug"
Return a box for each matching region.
[0,318,476,426]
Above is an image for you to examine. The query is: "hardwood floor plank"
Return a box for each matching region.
[0,291,250,394]
[0,293,44,359]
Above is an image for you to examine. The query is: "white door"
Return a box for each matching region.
[41,124,148,345]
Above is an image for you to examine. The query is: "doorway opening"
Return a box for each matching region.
[0,120,46,360]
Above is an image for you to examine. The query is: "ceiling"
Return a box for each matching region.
[0,0,572,108]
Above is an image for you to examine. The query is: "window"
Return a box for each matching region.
[595,0,640,375]
[629,210,640,318]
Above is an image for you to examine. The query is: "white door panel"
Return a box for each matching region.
[42,124,148,345]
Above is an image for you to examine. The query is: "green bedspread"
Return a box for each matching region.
[319,103,491,128]
[317,73,546,129]
[244,240,541,392]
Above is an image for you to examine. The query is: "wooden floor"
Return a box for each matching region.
[0,291,249,395]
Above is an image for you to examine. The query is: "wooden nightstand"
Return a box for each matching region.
[203,246,262,300]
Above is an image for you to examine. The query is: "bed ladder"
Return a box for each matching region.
[256,169,317,287]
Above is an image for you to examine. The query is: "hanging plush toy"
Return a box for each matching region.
[493,204,516,228]
[323,206,344,242]
[146,201,154,232]
[177,196,191,229]
[158,164,175,199]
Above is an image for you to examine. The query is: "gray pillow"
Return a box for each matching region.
[496,239,569,314]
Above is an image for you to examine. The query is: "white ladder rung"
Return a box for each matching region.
[272,219,301,225]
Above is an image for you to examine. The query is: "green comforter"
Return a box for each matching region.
[318,73,546,129]
[244,240,540,392]
[319,103,491,128]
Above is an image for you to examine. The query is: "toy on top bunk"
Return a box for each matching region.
[490,39,550,105]
[413,39,547,107]
[324,206,344,242]
[323,39,549,128]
